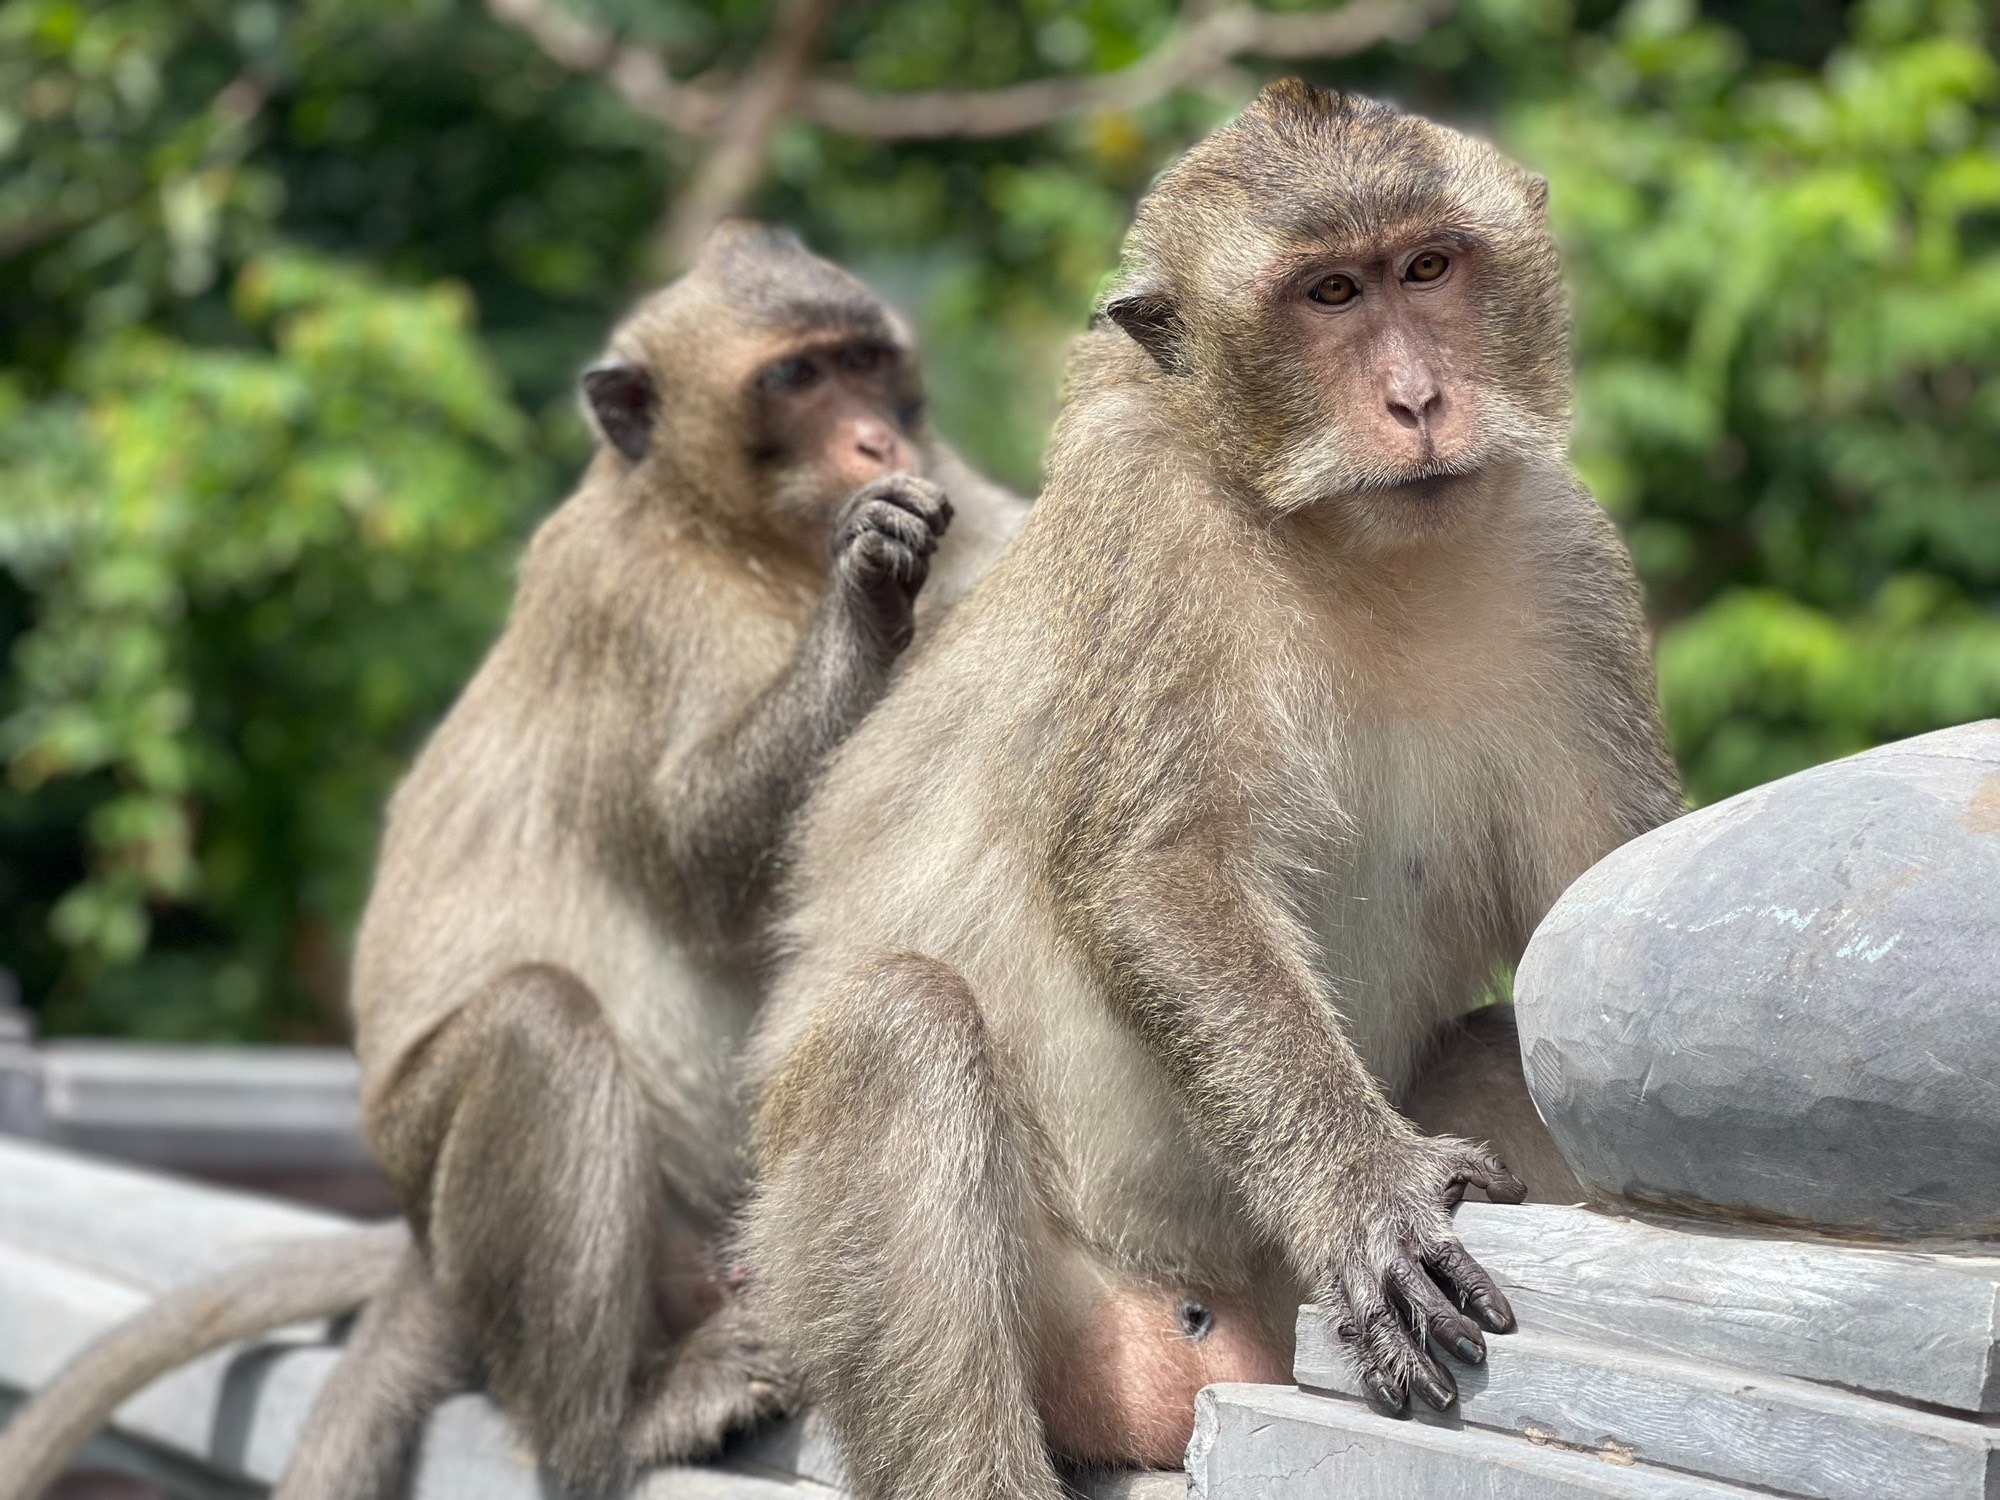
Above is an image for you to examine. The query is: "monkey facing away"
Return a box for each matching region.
[0,223,1027,1500]
[743,83,1683,1498]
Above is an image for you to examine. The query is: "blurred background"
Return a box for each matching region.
[0,0,1994,1044]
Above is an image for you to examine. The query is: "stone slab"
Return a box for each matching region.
[0,1138,1171,1498]
[0,1136,348,1290]
[38,1043,372,1173]
[1517,719,2000,1238]
[727,1407,1182,1498]
[1187,1384,1757,1498]
[1454,1200,2000,1413]
[1297,1311,2000,1500]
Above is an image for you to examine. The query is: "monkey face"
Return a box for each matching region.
[1278,234,1492,492]
[746,335,926,531]
[577,223,934,560]
[1102,85,1572,541]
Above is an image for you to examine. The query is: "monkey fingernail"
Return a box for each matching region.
[1363,1373,1405,1410]
[1419,1374,1457,1410]
[1453,1335,1485,1363]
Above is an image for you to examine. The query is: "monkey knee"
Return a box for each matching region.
[758,952,989,1159]
[373,965,631,1204]
[841,952,986,1065]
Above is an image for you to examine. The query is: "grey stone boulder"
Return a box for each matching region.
[1516,719,2000,1239]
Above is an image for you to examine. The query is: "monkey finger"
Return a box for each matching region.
[1449,1151,1527,1205]
[867,476,953,535]
[1343,1269,1457,1412]
[1386,1259,1485,1365]
[847,500,940,558]
[875,500,943,554]
[1422,1238,1516,1334]
[840,530,921,591]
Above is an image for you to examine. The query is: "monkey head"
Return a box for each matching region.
[581,223,927,557]
[1101,83,1569,546]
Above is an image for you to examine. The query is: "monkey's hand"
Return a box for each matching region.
[1317,1135,1525,1414]
[829,474,953,656]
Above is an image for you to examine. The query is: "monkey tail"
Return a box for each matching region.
[0,1220,409,1500]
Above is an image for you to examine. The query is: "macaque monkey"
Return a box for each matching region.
[0,223,1028,1500]
[742,83,1683,1499]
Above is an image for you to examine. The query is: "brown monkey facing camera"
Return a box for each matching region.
[0,223,1028,1500]
[743,83,1682,1499]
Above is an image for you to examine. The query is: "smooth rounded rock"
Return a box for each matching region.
[1517,719,2000,1240]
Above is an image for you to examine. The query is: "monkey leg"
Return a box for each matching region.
[1400,1003,1584,1203]
[274,1246,473,1500]
[626,1292,797,1464]
[749,954,1063,1500]
[375,962,720,1492]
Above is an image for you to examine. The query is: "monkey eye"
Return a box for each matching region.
[760,356,820,393]
[1405,251,1451,284]
[1306,273,1360,308]
[839,343,891,373]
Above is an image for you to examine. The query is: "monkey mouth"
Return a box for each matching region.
[1372,461,1478,503]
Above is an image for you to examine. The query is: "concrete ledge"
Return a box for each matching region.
[1298,1315,2000,1500]
[1454,1201,2000,1414]
[0,1138,1176,1498]
[36,1043,372,1174]
[1188,1385,1756,1498]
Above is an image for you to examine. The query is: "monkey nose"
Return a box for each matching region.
[850,420,912,473]
[1385,385,1444,433]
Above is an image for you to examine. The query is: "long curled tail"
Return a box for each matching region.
[0,1220,409,1500]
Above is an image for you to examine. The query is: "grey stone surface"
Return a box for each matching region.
[38,1043,372,1173]
[0,1138,1170,1499]
[1454,1200,2000,1414]
[1516,719,2000,1239]
[1297,1311,2000,1500]
[0,988,45,1140]
[1187,1385,1757,1499]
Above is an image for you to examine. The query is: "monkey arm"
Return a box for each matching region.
[1092,843,1522,1410]
[653,474,950,957]
[652,605,890,958]
[1096,843,1417,1238]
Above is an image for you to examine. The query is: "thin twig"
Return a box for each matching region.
[485,0,1450,145]
[800,0,1453,140]
[655,0,836,272]
[483,0,722,133]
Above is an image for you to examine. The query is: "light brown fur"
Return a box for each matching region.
[0,225,1028,1500]
[744,86,1680,1499]
[328,226,1027,1497]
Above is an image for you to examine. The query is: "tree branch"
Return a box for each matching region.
[655,0,836,273]
[483,0,722,134]
[799,0,1454,141]
[486,0,1449,146]
[481,0,1451,255]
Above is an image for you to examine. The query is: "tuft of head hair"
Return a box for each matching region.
[1104,81,1557,329]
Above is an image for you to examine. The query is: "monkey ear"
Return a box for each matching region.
[1524,175,1550,216]
[1101,287,1186,372]
[581,362,657,463]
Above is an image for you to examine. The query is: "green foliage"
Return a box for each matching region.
[0,250,536,1036]
[1,0,1994,1037]
[1512,0,2000,800]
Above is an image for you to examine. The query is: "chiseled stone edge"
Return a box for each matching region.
[1454,1200,2000,1414]
[1297,1309,1998,1500]
[1189,1384,1758,1498]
